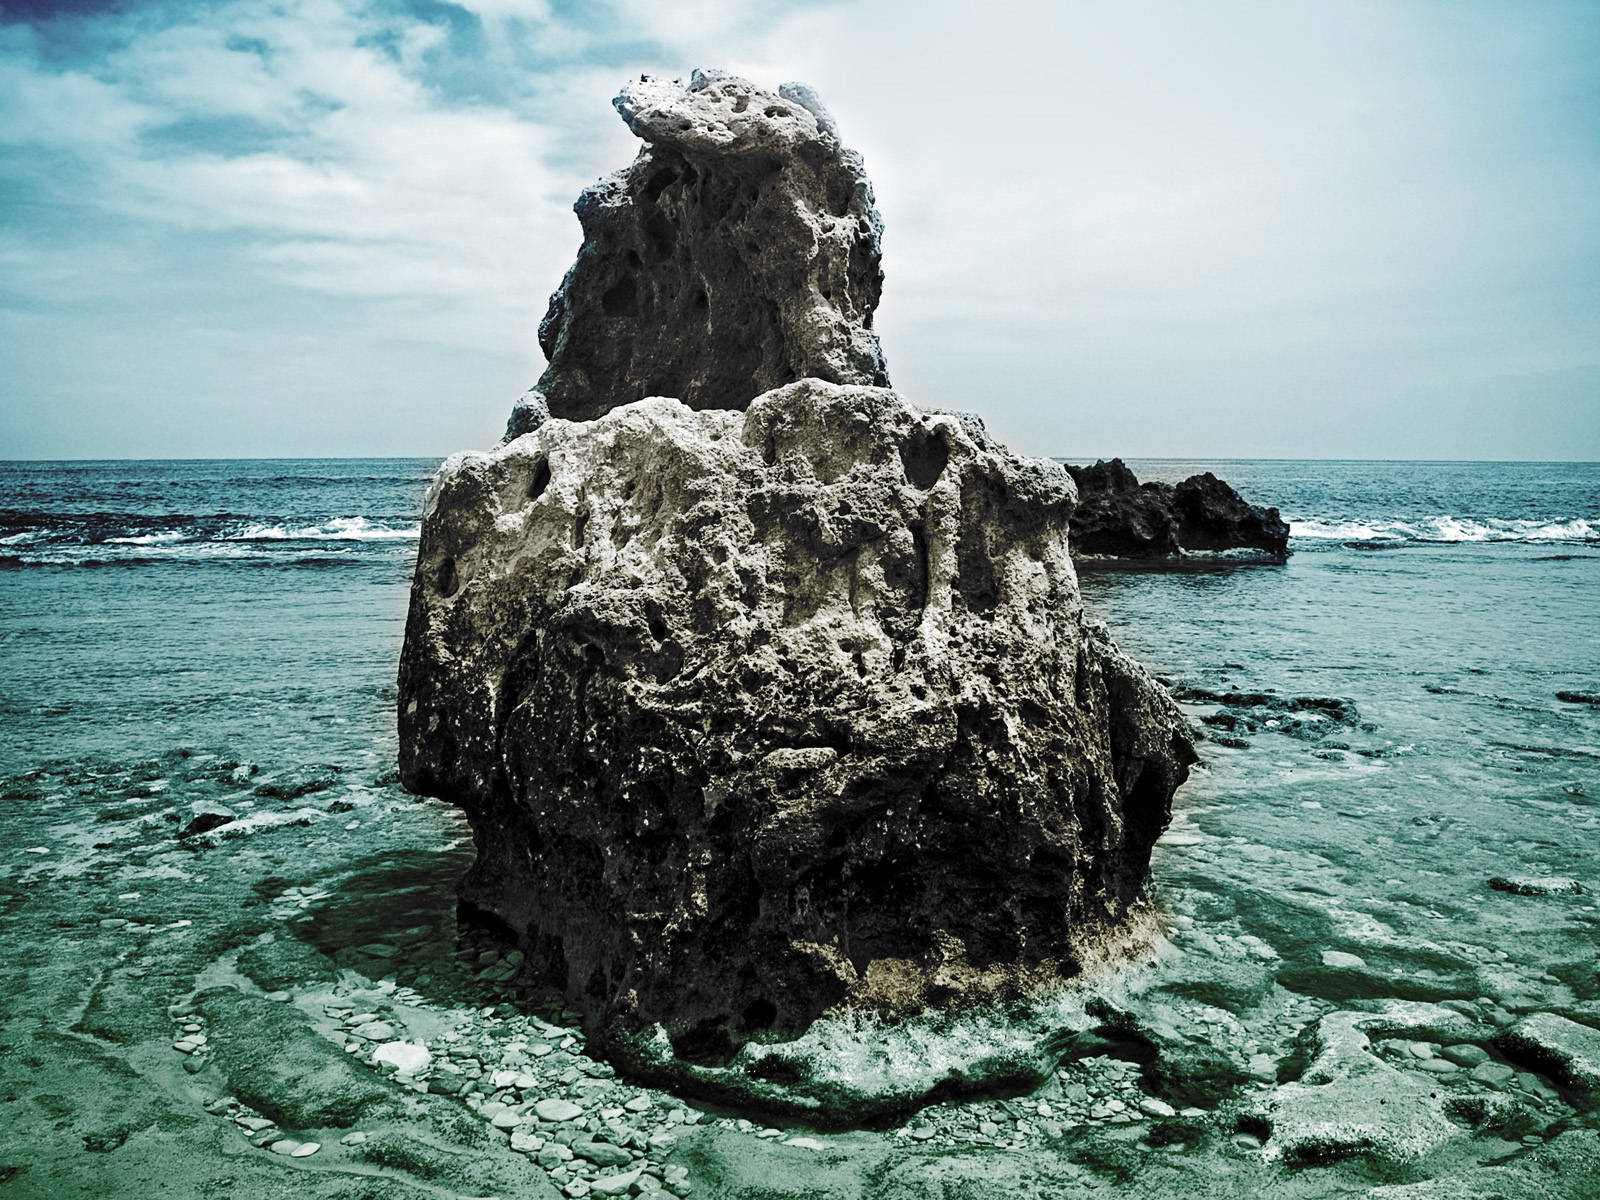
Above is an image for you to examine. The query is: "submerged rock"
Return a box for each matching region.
[194,987,393,1128]
[1497,1011,1600,1096]
[511,70,888,434]
[1488,875,1585,897]
[401,380,1195,1078]
[1064,458,1289,560]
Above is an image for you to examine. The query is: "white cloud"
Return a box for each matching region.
[1,0,1596,457]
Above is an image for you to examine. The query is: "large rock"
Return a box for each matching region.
[399,379,1195,1064]
[1497,1011,1600,1097]
[511,70,888,433]
[1065,458,1289,560]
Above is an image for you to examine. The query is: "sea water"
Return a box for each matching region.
[2,457,1598,1003]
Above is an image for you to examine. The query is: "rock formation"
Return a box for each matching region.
[399,72,1195,1095]
[508,69,888,435]
[1065,458,1290,560]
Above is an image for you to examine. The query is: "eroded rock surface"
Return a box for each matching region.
[511,70,888,433]
[1065,459,1289,560]
[400,379,1195,1066]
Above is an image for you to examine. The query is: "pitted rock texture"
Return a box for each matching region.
[401,379,1194,1060]
[514,70,888,433]
[1065,458,1290,560]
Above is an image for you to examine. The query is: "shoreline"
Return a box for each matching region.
[4,740,1599,1199]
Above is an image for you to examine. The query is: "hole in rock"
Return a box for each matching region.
[644,213,675,262]
[644,169,678,203]
[528,459,552,500]
[764,106,784,118]
[694,290,709,312]
[740,997,778,1032]
[900,428,949,490]
[762,435,777,467]
[648,618,669,641]
[435,557,459,597]
[733,94,750,113]
[574,513,589,548]
[1235,1115,1273,1144]
[671,1016,737,1067]
[601,275,637,317]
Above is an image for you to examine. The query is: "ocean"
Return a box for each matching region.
[2,455,1598,1194]
[5,454,1597,978]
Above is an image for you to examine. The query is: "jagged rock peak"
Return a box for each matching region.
[508,70,889,436]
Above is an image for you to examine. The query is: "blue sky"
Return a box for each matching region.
[1,0,1597,459]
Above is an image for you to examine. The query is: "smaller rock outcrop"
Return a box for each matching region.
[510,69,889,435]
[1065,458,1289,560]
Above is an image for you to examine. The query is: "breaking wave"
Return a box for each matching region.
[1290,516,1598,545]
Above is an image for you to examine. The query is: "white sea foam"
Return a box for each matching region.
[106,531,188,545]
[225,517,419,541]
[1291,517,1598,544]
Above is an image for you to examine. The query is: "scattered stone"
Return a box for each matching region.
[373,1041,432,1075]
[253,764,341,800]
[1440,1044,1490,1067]
[268,1139,302,1155]
[1321,950,1368,969]
[1470,1061,1515,1088]
[589,1168,643,1196]
[179,801,235,837]
[536,1098,585,1123]
[574,1141,632,1167]
[340,1132,368,1145]
[1489,876,1585,897]
[290,1142,320,1157]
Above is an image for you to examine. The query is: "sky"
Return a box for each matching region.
[1,0,1597,460]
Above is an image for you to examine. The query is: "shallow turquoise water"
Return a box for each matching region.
[2,457,1597,1000]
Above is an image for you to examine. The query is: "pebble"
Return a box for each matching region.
[1320,950,1367,969]
[536,1098,585,1122]
[1471,1062,1516,1088]
[491,1110,524,1129]
[264,991,290,1003]
[350,1021,395,1041]
[1441,1044,1490,1067]
[590,1168,642,1196]
[268,1139,303,1155]
[1417,1058,1458,1074]
[291,1142,321,1157]
[99,918,129,929]
[340,1132,368,1145]
[374,1041,432,1075]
